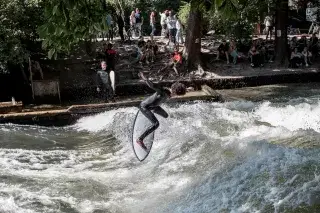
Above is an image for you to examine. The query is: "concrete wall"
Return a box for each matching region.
[38,58,99,101]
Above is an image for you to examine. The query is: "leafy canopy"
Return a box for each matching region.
[38,0,110,59]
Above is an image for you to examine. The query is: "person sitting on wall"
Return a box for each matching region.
[290,47,303,68]
[158,47,183,78]
[248,43,261,67]
[302,46,312,67]
[309,33,319,60]
[96,61,115,102]
[145,40,155,63]
[131,38,146,64]
[216,40,230,64]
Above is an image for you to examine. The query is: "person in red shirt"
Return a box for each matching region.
[103,43,117,72]
[158,48,182,77]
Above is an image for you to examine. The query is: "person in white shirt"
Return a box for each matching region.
[160,10,168,37]
[264,15,273,40]
[175,15,183,44]
[166,11,177,44]
[129,11,136,37]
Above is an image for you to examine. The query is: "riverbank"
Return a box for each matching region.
[2,82,320,126]
[116,66,320,96]
[0,88,220,126]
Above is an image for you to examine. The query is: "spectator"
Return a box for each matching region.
[130,11,136,26]
[117,12,125,42]
[150,11,156,38]
[249,43,262,67]
[290,37,298,51]
[133,38,146,64]
[158,48,182,76]
[302,47,312,67]
[290,47,302,68]
[264,14,273,40]
[135,8,143,37]
[151,40,159,55]
[103,43,117,72]
[298,36,308,52]
[256,39,266,64]
[229,40,240,65]
[96,61,114,102]
[216,40,230,64]
[175,15,184,44]
[106,13,114,41]
[145,40,155,63]
[166,11,177,45]
[309,33,318,60]
[160,10,169,37]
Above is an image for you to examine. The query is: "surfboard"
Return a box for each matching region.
[109,71,115,94]
[132,110,155,161]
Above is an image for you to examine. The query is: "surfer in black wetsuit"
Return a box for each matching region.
[136,72,187,150]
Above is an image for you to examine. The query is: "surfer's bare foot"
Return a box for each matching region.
[136,139,147,150]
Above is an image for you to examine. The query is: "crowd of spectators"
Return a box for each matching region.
[215,33,319,68]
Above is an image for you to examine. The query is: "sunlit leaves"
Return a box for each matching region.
[39,0,109,59]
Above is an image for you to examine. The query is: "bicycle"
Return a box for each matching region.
[125,24,141,40]
[287,25,300,35]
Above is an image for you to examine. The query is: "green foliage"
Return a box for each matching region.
[178,0,268,40]
[38,0,110,59]
[178,1,191,26]
[0,0,44,72]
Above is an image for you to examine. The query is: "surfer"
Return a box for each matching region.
[136,72,186,150]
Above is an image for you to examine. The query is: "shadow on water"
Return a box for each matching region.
[0,124,121,153]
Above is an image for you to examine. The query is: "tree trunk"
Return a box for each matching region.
[274,0,289,66]
[184,0,202,72]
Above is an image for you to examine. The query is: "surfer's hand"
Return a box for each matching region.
[186,87,194,92]
[96,87,100,92]
[138,72,147,81]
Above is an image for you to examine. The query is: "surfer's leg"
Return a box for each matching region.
[152,106,168,118]
[138,107,159,141]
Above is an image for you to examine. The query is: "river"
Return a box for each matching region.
[0,84,320,213]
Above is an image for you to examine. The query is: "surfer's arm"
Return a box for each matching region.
[139,72,161,92]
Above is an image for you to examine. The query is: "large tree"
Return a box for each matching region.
[184,0,203,71]
[274,0,289,66]
[183,0,239,72]
[183,0,290,70]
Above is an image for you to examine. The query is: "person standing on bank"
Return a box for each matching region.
[96,61,115,102]
[166,11,177,45]
[135,8,143,38]
[175,15,184,44]
[117,12,125,42]
[150,11,156,40]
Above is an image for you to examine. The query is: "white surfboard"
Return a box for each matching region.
[132,110,155,161]
[109,71,115,94]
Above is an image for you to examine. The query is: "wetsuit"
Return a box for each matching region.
[96,69,114,100]
[138,79,170,141]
